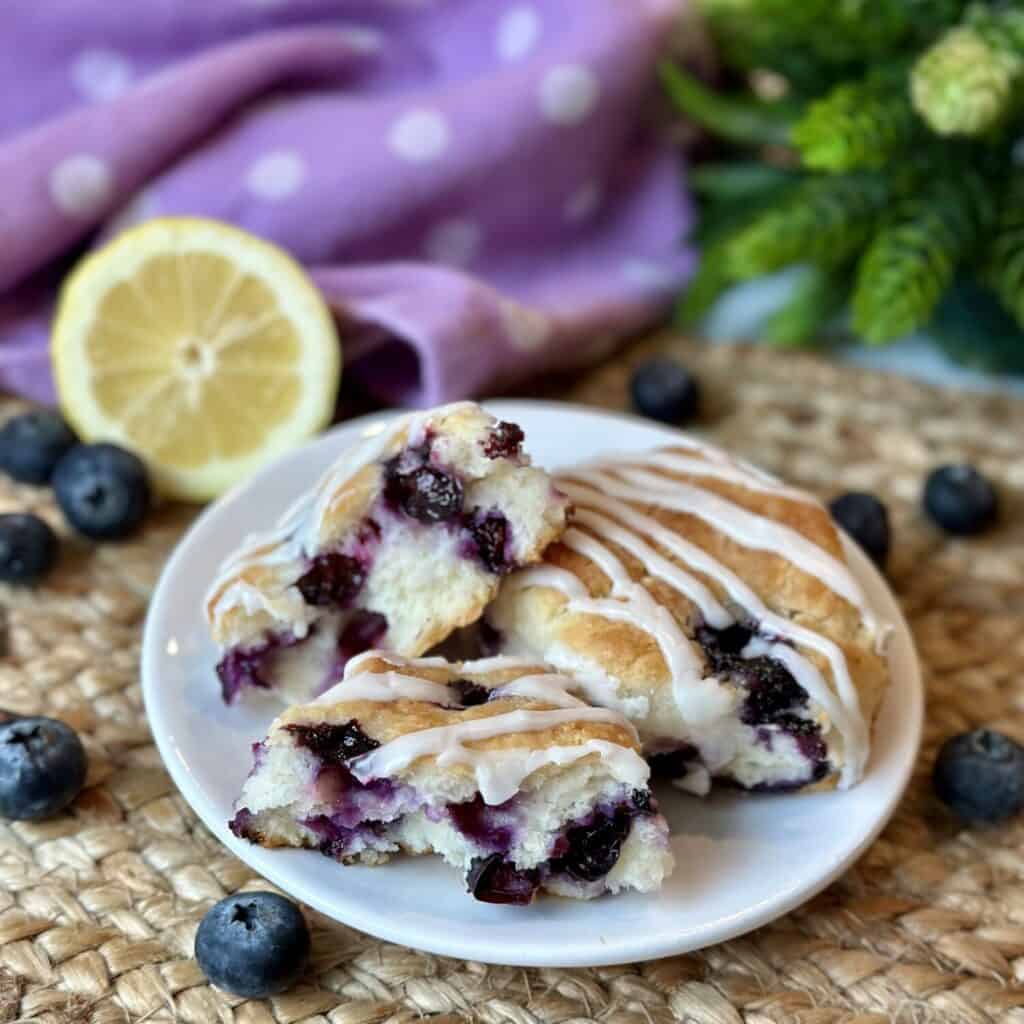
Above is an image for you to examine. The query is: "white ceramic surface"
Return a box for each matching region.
[142,400,923,968]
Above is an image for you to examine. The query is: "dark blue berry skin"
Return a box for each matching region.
[0,410,76,485]
[828,491,890,568]
[630,359,700,425]
[933,729,1024,824]
[52,443,151,540]
[923,465,998,536]
[194,892,310,998]
[0,716,87,820]
[0,514,58,584]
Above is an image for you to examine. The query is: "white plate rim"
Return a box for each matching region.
[142,399,923,968]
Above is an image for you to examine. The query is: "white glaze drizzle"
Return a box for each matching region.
[589,450,821,506]
[205,402,477,627]
[507,452,881,786]
[313,671,456,706]
[574,466,880,633]
[350,707,646,805]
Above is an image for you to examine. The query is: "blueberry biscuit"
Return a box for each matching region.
[486,441,890,793]
[205,403,569,704]
[230,652,674,903]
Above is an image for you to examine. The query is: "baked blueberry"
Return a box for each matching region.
[285,719,380,763]
[0,514,59,584]
[465,854,539,904]
[383,460,463,523]
[0,410,77,484]
[0,716,88,820]
[923,464,998,536]
[554,809,631,881]
[630,358,700,424]
[296,553,366,607]
[52,443,151,540]
[829,491,890,567]
[933,728,1024,823]
[194,891,310,998]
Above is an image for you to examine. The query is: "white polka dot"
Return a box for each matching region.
[340,26,383,53]
[388,109,451,164]
[49,154,115,219]
[621,259,675,291]
[538,64,600,124]
[106,189,159,235]
[498,299,551,351]
[245,150,307,200]
[564,180,602,223]
[497,6,541,62]
[69,49,133,102]
[424,218,482,267]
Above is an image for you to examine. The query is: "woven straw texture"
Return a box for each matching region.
[2,333,1023,1024]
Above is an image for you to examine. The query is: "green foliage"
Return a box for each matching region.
[791,72,917,171]
[911,22,1022,136]
[762,266,850,347]
[659,63,797,146]
[698,0,965,92]
[930,278,1024,375]
[668,0,1024,356]
[851,171,994,342]
[983,177,1024,329]
[725,174,889,278]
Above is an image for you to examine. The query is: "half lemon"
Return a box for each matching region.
[52,217,341,501]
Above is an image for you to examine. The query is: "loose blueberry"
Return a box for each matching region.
[923,464,998,536]
[194,891,310,998]
[829,491,890,568]
[0,514,59,584]
[0,716,87,820]
[0,411,77,485]
[285,719,380,763]
[296,552,366,607]
[933,728,1024,823]
[465,853,539,904]
[630,358,700,424]
[52,443,150,540]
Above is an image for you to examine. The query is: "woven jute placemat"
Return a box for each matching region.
[2,332,1024,1024]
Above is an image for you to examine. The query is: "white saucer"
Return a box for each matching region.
[142,400,923,968]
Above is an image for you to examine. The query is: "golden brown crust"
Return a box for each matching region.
[273,656,640,757]
[489,444,890,778]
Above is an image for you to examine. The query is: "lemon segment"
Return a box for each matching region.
[52,217,341,502]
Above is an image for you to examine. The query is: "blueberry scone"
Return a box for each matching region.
[230,652,674,903]
[486,441,891,793]
[205,403,569,704]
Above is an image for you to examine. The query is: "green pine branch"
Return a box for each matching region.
[851,171,995,343]
[763,265,851,347]
[791,71,917,172]
[911,8,1024,137]
[698,0,965,90]
[983,177,1024,329]
[724,173,889,279]
[659,63,797,146]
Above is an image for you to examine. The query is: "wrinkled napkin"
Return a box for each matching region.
[0,0,694,406]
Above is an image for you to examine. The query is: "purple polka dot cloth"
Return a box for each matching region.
[0,0,695,407]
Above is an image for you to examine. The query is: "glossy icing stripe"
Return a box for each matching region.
[206,403,475,625]
[551,477,869,786]
[350,707,647,804]
[588,450,821,506]
[313,670,456,705]
[573,466,879,633]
